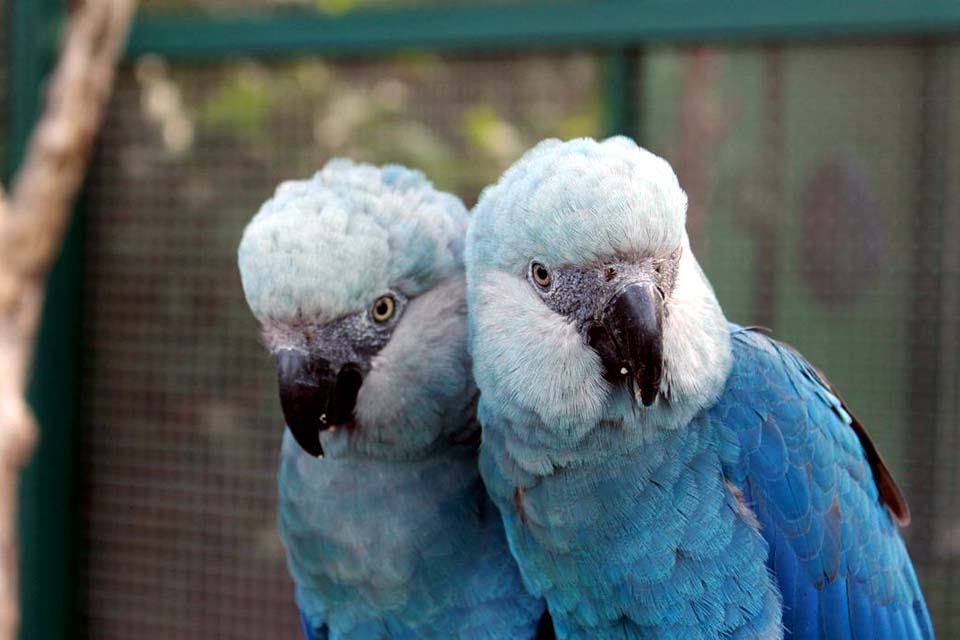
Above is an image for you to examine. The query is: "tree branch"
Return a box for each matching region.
[0,1,136,637]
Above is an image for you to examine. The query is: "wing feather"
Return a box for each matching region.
[712,326,932,639]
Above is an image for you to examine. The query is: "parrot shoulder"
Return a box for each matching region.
[710,325,932,639]
[740,325,909,525]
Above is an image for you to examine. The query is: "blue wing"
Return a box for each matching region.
[711,326,933,639]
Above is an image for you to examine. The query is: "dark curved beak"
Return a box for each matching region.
[276,350,363,457]
[588,282,664,407]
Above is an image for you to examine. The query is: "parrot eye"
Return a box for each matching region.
[531,262,552,288]
[371,295,396,323]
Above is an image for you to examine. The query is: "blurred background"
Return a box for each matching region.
[2,0,958,638]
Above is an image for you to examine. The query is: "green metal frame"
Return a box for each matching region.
[126,0,960,59]
[5,1,959,638]
[602,50,641,139]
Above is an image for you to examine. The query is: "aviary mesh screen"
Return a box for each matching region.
[76,37,960,638]
[78,52,601,639]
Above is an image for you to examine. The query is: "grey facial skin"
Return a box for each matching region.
[527,251,680,330]
[266,291,409,368]
[528,249,681,405]
[265,291,409,456]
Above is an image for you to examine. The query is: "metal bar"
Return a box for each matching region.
[748,47,784,331]
[21,209,86,640]
[932,45,960,634]
[126,0,960,60]
[7,0,46,174]
[602,49,640,139]
[9,1,84,640]
[904,42,949,567]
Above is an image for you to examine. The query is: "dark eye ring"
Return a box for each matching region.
[371,295,396,323]
[531,262,551,288]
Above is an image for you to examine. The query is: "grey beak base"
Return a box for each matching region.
[593,282,664,407]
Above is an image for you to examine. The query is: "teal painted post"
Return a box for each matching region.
[8,1,84,639]
[904,43,950,566]
[603,49,640,139]
[20,205,86,640]
[7,1,45,176]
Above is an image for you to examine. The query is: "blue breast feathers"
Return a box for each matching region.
[280,435,545,640]
[478,396,781,638]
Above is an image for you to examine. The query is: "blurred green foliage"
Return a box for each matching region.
[143,53,599,200]
[197,66,272,138]
[315,0,357,14]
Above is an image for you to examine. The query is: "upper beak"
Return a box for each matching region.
[589,281,664,406]
[276,350,363,457]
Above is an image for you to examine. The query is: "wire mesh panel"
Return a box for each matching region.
[78,53,600,639]
[642,40,960,634]
[76,14,960,637]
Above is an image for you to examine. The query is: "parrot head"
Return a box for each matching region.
[239,160,475,458]
[466,137,732,438]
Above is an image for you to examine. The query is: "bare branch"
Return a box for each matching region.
[0,1,137,636]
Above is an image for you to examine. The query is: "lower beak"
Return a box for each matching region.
[276,350,363,457]
[589,282,664,406]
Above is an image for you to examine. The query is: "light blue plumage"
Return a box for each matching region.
[238,159,546,639]
[465,137,932,638]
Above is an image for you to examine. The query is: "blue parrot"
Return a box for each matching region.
[465,137,933,639]
[238,160,547,640]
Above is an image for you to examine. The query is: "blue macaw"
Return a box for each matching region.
[465,137,933,639]
[238,160,547,639]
